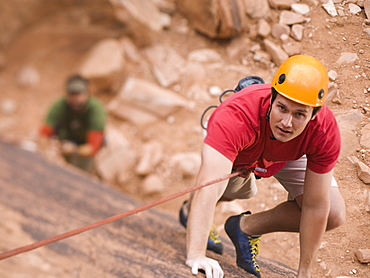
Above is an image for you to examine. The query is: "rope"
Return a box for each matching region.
[0,168,253,261]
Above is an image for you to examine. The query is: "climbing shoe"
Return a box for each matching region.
[179,201,224,254]
[224,211,261,278]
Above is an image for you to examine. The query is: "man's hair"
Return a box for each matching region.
[66,75,89,93]
[271,88,322,119]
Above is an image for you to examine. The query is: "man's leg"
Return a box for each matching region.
[180,173,257,254]
[239,185,345,235]
[225,157,346,277]
[239,155,345,234]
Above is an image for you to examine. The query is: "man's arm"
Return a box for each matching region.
[298,168,333,278]
[186,143,233,278]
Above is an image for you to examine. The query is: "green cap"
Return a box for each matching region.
[66,76,88,93]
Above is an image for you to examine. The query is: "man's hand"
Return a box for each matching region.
[186,257,224,278]
[78,144,93,157]
[60,141,77,155]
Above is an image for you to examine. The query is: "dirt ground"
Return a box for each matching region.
[0,1,369,277]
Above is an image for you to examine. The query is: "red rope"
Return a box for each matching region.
[0,169,247,261]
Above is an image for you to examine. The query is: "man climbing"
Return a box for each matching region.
[38,74,106,172]
[180,55,346,278]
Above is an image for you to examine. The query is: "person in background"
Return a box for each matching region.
[180,55,346,278]
[38,74,106,172]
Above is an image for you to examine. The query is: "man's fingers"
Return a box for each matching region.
[191,264,199,275]
[186,257,224,278]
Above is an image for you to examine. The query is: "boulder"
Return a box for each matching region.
[245,0,271,19]
[144,44,186,87]
[177,0,247,39]
[108,77,189,119]
[110,0,169,46]
[78,38,125,91]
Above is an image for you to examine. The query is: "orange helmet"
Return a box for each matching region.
[272,55,328,107]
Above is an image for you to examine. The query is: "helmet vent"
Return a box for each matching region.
[278,74,286,84]
[318,89,324,99]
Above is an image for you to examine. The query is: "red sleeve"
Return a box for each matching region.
[87,131,104,155]
[306,107,341,174]
[39,124,55,137]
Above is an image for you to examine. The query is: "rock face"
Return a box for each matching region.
[0,140,299,277]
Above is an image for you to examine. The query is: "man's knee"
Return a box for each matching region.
[327,202,346,230]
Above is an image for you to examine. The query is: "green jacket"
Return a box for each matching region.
[45,97,106,144]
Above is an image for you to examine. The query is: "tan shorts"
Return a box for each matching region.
[223,155,338,201]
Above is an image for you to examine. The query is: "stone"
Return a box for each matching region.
[365,0,370,19]
[252,50,271,65]
[15,65,40,88]
[208,85,223,97]
[271,23,290,39]
[328,70,338,81]
[141,174,165,195]
[364,28,370,38]
[95,126,137,184]
[108,102,159,126]
[355,161,370,184]
[291,3,310,15]
[120,37,141,62]
[347,156,359,164]
[349,3,362,14]
[279,11,306,25]
[326,82,338,103]
[282,42,302,56]
[184,84,211,103]
[79,38,124,78]
[145,44,186,87]
[269,0,294,9]
[335,110,363,159]
[258,18,272,38]
[355,249,370,263]
[245,0,271,19]
[177,0,247,39]
[336,52,359,65]
[263,39,289,66]
[183,63,207,86]
[360,123,370,149]
[291,24,304,41]
[0,98,17,115]
[188,48,222,63]
[111,77,188,119]
[322,0,338,16]
[135,141,164,176]
[336,110,364,132]
[171,152,201,177]
[152,0,177,14]
[110,0,167,46]
[226,36,251,59]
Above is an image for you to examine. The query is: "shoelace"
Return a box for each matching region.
[248,236,261,269]
[209,225,222,244]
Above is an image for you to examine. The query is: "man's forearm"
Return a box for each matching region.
[187,188,218,259]
[298,205,329,277]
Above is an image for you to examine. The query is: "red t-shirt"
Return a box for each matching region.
[204,84,341,178]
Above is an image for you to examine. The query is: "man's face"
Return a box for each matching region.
[66,92,89,112]
[269,94,314,142]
